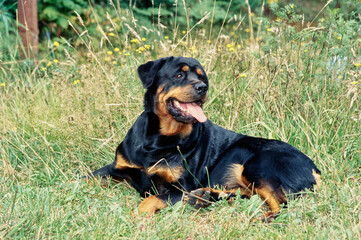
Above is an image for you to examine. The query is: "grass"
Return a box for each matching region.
[1,1,361,239]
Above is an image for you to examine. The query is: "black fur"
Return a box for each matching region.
[87,56,320,218]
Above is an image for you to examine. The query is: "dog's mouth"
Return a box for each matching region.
[166,98,207,123]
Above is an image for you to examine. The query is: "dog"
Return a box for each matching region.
[87,56,321,221]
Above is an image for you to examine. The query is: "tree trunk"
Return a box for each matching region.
[18,0,39,59]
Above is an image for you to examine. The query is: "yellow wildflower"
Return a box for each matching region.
[47,61,52,66]
[351,81,358,85]
[164,36,169,40]
[290,4,294,9]
[251,12,255,17]
[107,51,113,55]
[41,67,46,71]
[136,46,146,53]
[229,47,235,52]
[53,41,59,47]
[124,52,130,56]
[114,47,120,52]
[267,28,272,32]
[104,57,110,61]
[0,83,5,86]
[141,37,146,41]
[130,39,139,44]
[246,28,250,32]
[112,61,117,65]
[226,43,233,48]
[207,40,211,44]
[182,30,187,34]
[144,45,151,50]
[320,18,325,23]
[280,69,283,72]
[354,63,361,67]
[73,80,80,85]
[236,44,241,49]
[359,39,361,43]
[108,32,115,37]
[337,36,341,40]
[53,59,59,63]
[240,73,247,77]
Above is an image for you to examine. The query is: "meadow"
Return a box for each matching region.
[0,1,360,239]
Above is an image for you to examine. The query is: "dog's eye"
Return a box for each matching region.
[198,76,204,81]
[174,74,183,79]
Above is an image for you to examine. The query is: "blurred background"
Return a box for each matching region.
[1,0,360,61]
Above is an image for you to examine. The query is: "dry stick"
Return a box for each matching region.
[308,0,333,27]
[208,0,216,41]
[208,0,233,69]
[67,22,110,80]
[173,0,179,42]
[256,1,265,42]
[109,0,125,40]
[245,0,254,42]
[214,0,233,45]
[171,13,210,54]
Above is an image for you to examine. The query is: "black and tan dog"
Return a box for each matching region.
[88,56,321,220]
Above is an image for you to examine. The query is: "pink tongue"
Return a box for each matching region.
[180,102,207,123]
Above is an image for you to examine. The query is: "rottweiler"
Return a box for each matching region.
[87,56,321,220]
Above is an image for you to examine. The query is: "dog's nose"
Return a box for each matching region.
[194,83,208,95]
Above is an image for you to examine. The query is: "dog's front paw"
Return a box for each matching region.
[187,188,213,209]
[139,195,168,216]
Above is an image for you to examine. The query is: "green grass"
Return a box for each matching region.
[1,2,361,239]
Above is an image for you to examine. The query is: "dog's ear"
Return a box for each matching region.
[137,58,167,89]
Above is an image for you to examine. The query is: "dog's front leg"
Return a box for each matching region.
[138,192,183,216]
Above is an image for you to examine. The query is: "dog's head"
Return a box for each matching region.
[138,57,209,136]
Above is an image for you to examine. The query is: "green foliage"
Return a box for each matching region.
[0,0,20,62]
[39,0,88,31]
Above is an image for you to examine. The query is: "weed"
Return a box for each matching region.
[0,1,360,239]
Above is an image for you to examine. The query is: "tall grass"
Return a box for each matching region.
[1,1,360,239]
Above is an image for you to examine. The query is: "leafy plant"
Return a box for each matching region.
[0,0,20,62]
[38,0,88,34]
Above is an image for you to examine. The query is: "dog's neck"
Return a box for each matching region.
[158,113,193,137]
